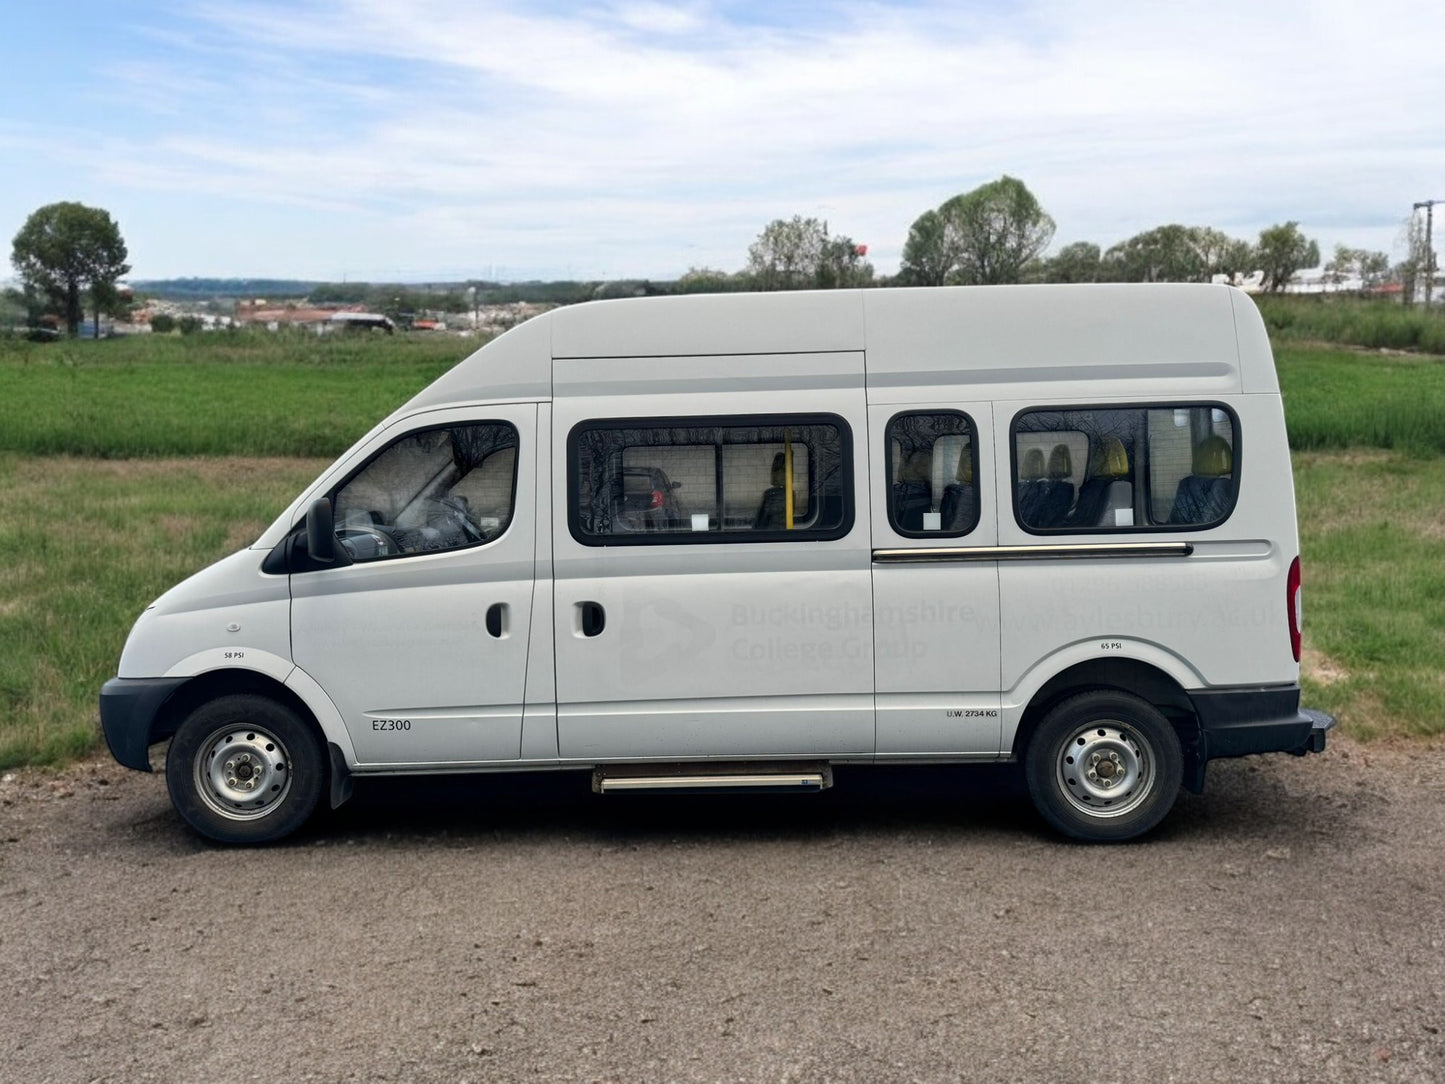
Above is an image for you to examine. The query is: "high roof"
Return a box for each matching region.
[395,283,1273,418]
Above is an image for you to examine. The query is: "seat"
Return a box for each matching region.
[1016,447,1050,527]
[1027,444,1076,528]
[939,450,976,532]
[1169,435,1234,524]
[1068,436,1133,528]
[754,452,789,530]
[892,450,934,531]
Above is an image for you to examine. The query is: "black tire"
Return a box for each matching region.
[165,694,325,844]
[1024,690,1183,842]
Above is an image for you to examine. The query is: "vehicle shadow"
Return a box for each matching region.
[307,763,1039,846]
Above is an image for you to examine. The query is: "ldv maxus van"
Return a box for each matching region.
[99,284,1333,843]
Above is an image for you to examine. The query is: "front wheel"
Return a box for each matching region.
[1024,691,1182,842]
[166,694,324,844]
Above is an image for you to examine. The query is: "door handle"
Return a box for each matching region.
[577,601,606,637]
[486,602,508,638]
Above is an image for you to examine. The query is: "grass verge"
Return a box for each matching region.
[1256,294,1445,354]
[0,455,326,768]
[1276,346,1445,455]
[0,331,467,457]
[1296,451,1445,740]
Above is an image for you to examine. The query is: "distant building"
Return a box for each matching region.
[329,312,395,333]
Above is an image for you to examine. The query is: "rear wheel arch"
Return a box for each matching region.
[1011,658,1202,780]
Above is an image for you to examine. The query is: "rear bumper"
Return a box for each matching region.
[99,676,188,771]
[1181,686,1333,792]
[1191,686,1334,760]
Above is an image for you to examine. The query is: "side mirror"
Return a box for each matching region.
[305,498,348,565]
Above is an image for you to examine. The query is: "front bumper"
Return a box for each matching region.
[99,676,188,771]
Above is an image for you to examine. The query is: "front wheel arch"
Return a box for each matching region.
[150,670,321,750]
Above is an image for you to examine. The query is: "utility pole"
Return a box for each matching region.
[1413,200,1441,306]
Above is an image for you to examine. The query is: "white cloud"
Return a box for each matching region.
[4,0,1442,278]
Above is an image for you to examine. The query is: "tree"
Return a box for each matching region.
[1322,244,1387,291]
[1102,225,1201,282]
[899,176,1055,286]
[1396,212,1435,304]
[11,201,130,337]
[1039,241,1102,283]
[1193,228,1254,283]
[1357,250,1390,291]
[897,209,956,286]
[1,286,27,329]
[745,216,873,291]
[1098,224,1256,285]
[674,267,741,294]
[1255,222,1319,293]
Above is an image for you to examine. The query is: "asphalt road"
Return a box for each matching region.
[2,737,1442,1083]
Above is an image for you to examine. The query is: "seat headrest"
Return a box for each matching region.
[1090,436,1129,480]
[956,452,974,485]
[900,450,932,485]
[1046,444,1072,479]
[770,451,786,486]
[1021,447,1046,481]
[1192,435,1233,477]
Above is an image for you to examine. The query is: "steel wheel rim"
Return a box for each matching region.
[1056,721,1152,819]
[193,724,292,821]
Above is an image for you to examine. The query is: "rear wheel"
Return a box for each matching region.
[166,694,324,844]
[1024,690,1182,842]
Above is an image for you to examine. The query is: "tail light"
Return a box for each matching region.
[1287,556,1302,662]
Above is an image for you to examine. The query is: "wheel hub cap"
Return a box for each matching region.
[1057,724,1151,818]
[195,726,292,821]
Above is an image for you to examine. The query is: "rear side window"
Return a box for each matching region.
[569,415,852,544]
[1012,405,1237,532]
[885,411,979,536]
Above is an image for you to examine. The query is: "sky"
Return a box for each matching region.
[2,0,1443,283]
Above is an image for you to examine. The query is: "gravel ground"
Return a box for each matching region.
[2,736,1442,1084]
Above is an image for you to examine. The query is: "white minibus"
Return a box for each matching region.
[100,284,1332,843]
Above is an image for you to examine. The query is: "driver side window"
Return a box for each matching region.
[333,422,518,561]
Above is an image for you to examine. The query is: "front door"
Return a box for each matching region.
[290,405,536,767]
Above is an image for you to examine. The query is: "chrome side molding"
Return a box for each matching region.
[873,542,1195,564]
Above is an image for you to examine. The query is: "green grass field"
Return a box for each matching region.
[0,456,327,767]
[1294,452,1445,740]
[0,330,465,457]
[0,320,1442,766]
[1257,294,1445,354]
[1276,346,1445,454]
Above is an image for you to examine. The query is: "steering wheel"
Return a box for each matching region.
[336,525,400,559]
[423,496,486,543]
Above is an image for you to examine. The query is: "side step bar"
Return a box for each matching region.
[593,762,833,795]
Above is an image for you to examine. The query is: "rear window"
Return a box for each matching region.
[1012,405,1237,532]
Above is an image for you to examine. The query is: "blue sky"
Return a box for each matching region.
[3,0,1442,282]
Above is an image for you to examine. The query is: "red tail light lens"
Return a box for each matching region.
[1287,556,1302,662]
